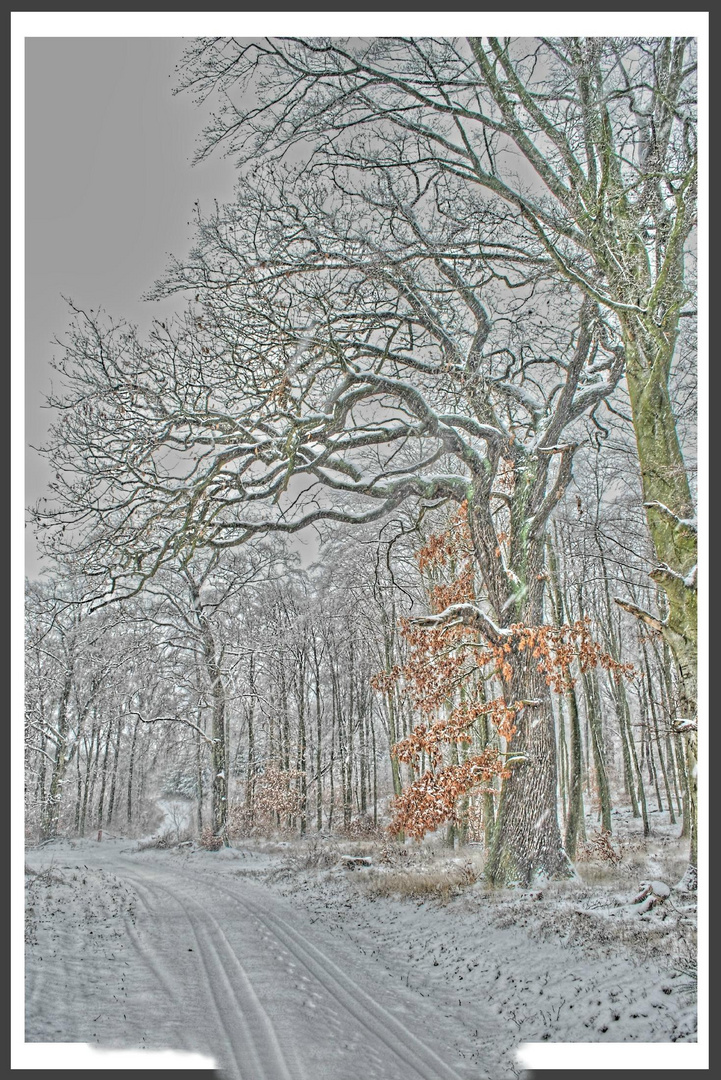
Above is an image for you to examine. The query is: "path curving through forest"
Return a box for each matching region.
[26,843,476,1080]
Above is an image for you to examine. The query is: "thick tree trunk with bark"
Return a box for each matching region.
[622,323,698,712]
[485,663,572,887]
[465,470,575,886]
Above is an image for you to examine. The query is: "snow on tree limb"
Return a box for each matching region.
[141,715,215,746]
[643,502,697,534]
[409,602,509,645]
[650,563,697,591]
[613,597,665,634]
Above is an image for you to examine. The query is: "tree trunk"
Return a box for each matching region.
[446,737,459,850]
[613,676,640,817]
[618,321,697,875]
[313,648,323,832]
[328,685,336,833]
[296,655,308,836]
[582,667,612,834]
[477,708,497,852]
[359,707,368,817]
[188,575,229,845]
[622,323,697,708]
[81,720,101,836]
[96,723,112,831]
[107,723,121,827]
[485,664,572,886]
[641,641,674,821]
[245,653,256,825]
[625,703,650,838]
[74,748,83,834]
[564,672,586,859]
[41,668,73,840]
[371,714,378,827]
[126,714,141,826]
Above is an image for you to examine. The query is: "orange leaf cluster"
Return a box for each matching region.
[369,665,401,695]
[416,502,473,574]
[389,753,509,840]
[429,563,476,613]
[395,620,477,714]
[372,514,635,841]
[392,697,519,768]
[486,618,635,692]
[252,766,305,820]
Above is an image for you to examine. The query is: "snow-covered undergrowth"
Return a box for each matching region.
[251,813,697,1073]
[25,860,139,1046]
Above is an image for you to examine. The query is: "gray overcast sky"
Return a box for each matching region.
[25,38,239,577]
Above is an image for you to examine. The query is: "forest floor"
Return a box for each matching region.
[24,807,697,1078]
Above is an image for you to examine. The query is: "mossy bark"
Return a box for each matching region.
[622,326,697,704]
[621,323,697,871]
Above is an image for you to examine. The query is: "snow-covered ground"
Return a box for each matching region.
[24,815,697,1078]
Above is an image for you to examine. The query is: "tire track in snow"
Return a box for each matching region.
[178,866,467,1080]
[119,874,186,1016]
[208,918,306,1080]
[123,864,296,1080]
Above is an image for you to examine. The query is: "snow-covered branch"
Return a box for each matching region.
[613,597,665,634]
[410,603,509,645]
[644,502,697,535]
[140,715,215,745]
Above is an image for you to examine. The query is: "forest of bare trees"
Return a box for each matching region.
[26,35,699,892]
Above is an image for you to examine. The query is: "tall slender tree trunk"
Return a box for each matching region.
[126,715,141,826]
[371,715,378,826]
[80,721,100,836]
[96,723,113,831]
[188,574,229,844]
[625,701,650,838]
[41,668,73,840]
[296,653,308,836]
[196,726,205,832]
[582,666,612,834]
[615,678,640,817]
[74,747,83,834]
[313,646,323,832]
[546,535,585,858]
[245,653,256,826]
[328,679,336,833]
[107,723,122,827]
[564,673,586,858]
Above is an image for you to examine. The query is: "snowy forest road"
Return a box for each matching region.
[25,843,478,1079]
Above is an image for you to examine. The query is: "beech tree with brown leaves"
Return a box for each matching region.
[377,506,634,883]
